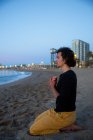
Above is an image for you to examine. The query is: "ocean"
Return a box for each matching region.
[0,70,32,85]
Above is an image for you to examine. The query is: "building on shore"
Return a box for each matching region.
[50,48,57,67]
[72,39,90,67]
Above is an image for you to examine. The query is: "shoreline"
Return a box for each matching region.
[0,69,61,88]
[0,70,32,87]
[0,68,93,139]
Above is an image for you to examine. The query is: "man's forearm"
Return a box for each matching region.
[50,87,59,98]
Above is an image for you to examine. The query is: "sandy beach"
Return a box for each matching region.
[0,68,93,140]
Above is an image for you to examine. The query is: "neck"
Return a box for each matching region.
[61,64,71,73]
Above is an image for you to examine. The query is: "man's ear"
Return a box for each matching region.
[63,59,66,64]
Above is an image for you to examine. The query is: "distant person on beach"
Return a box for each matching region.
[29,47,81,135]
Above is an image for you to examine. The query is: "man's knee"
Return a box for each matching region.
[29,126,37,135]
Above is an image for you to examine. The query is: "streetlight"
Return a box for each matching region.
[74,53,79,67]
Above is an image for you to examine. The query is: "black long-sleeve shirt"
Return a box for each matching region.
[55,70,77,112]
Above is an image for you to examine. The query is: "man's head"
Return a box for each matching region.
[56,47,76,68]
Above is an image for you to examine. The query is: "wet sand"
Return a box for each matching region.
[0,68,93,140]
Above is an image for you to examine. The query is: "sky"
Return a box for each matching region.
[0,0,93,66]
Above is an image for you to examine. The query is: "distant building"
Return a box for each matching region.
[50,48,57,67]
[72,39,90,67]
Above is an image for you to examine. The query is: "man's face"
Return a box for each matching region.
[56,52,65,68]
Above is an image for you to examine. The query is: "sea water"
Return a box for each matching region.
[0,70,32,85]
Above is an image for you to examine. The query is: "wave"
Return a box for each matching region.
[0,70,32,85]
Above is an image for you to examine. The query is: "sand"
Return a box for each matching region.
[0,68,93,140]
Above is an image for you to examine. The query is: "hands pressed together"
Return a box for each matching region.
[49,76,57,89]
[49,76,59,98]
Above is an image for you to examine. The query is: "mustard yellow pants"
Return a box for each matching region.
[29,109,76,135]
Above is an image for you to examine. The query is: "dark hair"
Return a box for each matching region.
[56,47,76,67]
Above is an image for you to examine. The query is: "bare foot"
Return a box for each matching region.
[60,123,84,132]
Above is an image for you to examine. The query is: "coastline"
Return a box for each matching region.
[0,70,32,87]
[0,68,93,140]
